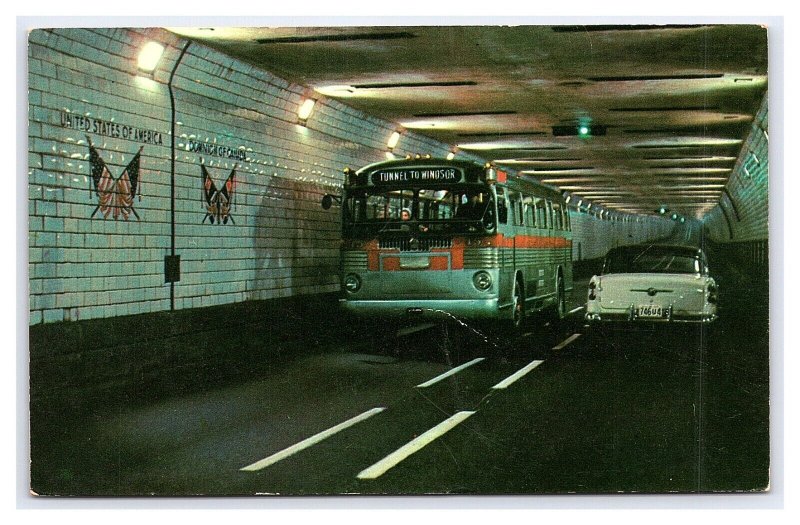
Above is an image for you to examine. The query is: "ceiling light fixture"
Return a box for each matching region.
[297,98,316,123]
[138,42,165,73]
[387,131,401,150]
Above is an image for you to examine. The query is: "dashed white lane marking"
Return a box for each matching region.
[568,306,585,315]
[491,360,544,390]
[240,407,386,472]
[416,358,485,388]
[356,411,476,480]
[396,323,437,337]
[552,333,581,351]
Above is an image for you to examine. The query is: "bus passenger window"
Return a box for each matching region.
[552,202,564,230]
[546,200,554,229]
[523,195,535,227]
[509,192,523,226]
[535,197,547,229]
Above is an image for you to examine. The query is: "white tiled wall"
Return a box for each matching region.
[703,95,769,243]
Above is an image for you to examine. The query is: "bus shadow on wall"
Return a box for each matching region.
[251,177,340,307]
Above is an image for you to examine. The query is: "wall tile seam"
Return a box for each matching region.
[29,42,159,89]
[175,116,403,161]
[29,58,150,98]
[173,61,301,104]
[176,51,287,89]
[49,27,142,60]
[31,91,172,129]
[170,97,402,154]
[171,79,297,119]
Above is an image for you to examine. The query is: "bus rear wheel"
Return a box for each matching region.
[511,279,525,330]
[555,275,566,321]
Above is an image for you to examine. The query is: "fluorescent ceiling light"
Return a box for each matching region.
[314,85,357,97]
[457,141,564,151]
[400,119,459,130]
[632,138,743,148]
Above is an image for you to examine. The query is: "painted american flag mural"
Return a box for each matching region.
[86,136,143,220]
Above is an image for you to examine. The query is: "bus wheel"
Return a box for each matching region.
[511,279,525,330]
[555,275,566,321]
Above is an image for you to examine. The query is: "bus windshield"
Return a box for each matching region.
[344,186,496,235]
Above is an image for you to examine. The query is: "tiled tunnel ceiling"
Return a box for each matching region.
[168,25,768,218]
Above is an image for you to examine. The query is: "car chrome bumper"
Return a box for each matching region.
[585,310,717,324]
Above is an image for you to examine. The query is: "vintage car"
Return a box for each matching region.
[585,244,718,326]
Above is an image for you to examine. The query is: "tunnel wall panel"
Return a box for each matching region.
[704,95,769,243]
[569,211,674,263]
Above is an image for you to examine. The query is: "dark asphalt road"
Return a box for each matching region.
[30,228,770,496]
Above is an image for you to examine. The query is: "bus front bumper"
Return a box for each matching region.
[340,297,505,320]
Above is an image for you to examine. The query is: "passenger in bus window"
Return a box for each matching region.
[401,208,411,221]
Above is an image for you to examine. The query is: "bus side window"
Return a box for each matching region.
[565,207,571,231]
[509,192,523,226]
[552,201,563,230]
[546,200,554,229]
[496,187,508,224]
[523,195,535,227]
[535,197,547,229]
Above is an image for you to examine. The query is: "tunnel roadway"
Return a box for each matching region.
[30,234,769,496]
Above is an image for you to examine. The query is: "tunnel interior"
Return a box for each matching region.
[26,24,772,497]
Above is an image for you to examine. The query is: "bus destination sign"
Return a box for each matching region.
[371,167,462,185]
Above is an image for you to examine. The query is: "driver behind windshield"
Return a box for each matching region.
[455,192,488,220]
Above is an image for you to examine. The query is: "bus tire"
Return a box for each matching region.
[555,274,566,321]
[510,277,525,331]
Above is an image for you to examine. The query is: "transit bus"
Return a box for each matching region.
[323,157,573,330]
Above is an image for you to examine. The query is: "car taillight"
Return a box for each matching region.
[588,280,597,301]
[707,282,718,304]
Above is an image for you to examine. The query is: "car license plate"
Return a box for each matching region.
[637,305,663,318]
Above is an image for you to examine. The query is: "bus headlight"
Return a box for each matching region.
[344,273,362,293]
[472,271,492,291]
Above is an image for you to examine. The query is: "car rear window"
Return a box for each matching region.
[603,248,701,274]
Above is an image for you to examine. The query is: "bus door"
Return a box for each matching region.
[534,196,549,299]
[551,200,567,278]
[494,186,514,308]
[545,199,556,295]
